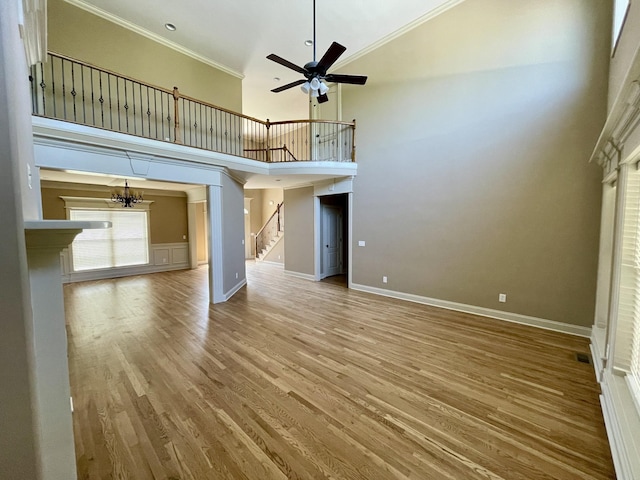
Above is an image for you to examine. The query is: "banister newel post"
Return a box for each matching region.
[173,86,181,144]
[351,118,357,163]
[277,203,281,232]
[266,119,271,163]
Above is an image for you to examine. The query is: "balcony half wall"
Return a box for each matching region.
[32,116,357,190]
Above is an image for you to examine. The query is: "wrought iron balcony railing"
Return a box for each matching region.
[30,52,357,163]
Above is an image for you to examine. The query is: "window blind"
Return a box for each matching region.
[616,166,640,410]
[69,209,149,271]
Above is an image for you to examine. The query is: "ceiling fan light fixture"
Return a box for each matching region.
[310,77,320,90]
[318,81,329,95]
[310,89,320,98]
[300,81,311,94]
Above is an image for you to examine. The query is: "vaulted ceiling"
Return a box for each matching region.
[64,0,464,121]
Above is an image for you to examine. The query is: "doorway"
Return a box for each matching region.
[319,193,348,281]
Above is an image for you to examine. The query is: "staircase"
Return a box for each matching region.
[257,229,283,261]
[255,203,284,261]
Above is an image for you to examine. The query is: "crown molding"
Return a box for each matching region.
[63,0,244,79]
[333,0,467,70]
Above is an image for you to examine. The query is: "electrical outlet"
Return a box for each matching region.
[183,234,187,240]
[358,240,366,247]
[499,293,507,303]
[235,272,238,279]
[383,276,388,284]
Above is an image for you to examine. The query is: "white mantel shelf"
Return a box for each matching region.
[24,220,111,229]
[24,220,111,248]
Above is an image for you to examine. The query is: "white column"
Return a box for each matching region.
[207,185,225,303]
[24,220,109,480]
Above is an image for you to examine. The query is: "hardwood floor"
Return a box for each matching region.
[64,262,615,479]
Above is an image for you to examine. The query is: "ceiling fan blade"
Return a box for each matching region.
[266,54,307,75]
[316,42,346,73]
[317,93,329,104]
[271,79,307,93]
[324,74,368,85]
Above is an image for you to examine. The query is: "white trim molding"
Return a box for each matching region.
[599,370,640,480]
[350,283,591,337]
[590,325,607,383]
[223,278,247,301]
[284,270,316,282]
[19,0,47,66]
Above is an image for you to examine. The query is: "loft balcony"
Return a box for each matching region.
[29,52,357,187]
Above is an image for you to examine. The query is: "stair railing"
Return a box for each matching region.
[255,203,284,259]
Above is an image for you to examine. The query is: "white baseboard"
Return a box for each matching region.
[261,260,284,267]
[63,263,189,283]
[284,270,316,281]
[350,283,591,337]
[599,371,640,480]
[224,278,247,301]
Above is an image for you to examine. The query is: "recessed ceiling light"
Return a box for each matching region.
[273,77,280,82]
[165,23,176,31]
[304,40,313,46]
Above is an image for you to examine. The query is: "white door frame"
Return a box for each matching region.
[313,181,353,283]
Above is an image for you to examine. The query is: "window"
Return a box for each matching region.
[69,209,149,271]
[612,0,630,54]
[616,166,640,412]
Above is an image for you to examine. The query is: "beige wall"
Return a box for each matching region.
[341,0,611,327]
[283,186,314,276]
[47,0,242,112]
[41,183,188,244]
[261,188,284,225]
[244,189,263,256]
[195,202,208,264]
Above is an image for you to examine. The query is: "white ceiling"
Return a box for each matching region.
[66,0,463,121]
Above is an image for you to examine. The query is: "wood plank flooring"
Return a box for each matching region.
[64,262,615,479]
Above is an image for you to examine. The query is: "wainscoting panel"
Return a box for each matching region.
[61,242,190,283]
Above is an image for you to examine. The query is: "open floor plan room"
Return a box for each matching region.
[65,263,614,479]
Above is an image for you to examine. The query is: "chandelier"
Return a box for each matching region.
[112,180,143,208]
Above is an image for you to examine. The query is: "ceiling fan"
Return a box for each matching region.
[266,0,367,104]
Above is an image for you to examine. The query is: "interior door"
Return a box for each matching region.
[322,204,342,278]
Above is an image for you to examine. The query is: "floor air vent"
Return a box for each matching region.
[575,352,592,364]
